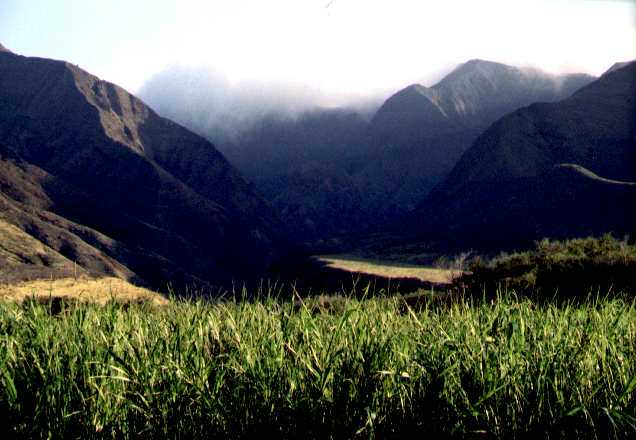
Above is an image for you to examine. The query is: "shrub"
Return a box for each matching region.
[456,235,636,299]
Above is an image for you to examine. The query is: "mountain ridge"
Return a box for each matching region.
[430,60,636,200]
[411,61,636,250]
[348,59,597,221]
[603,60,635,76]
[0,49,287,288]
[138,58,598,245]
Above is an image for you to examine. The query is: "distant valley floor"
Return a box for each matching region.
[315,255,460,286]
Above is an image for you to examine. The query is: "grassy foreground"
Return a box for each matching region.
[1,292,635,439]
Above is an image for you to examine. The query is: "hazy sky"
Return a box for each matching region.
[1,0,634,96]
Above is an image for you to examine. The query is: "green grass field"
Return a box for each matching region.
[1,291,635,439]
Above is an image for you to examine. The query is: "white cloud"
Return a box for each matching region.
[81,0,635,94]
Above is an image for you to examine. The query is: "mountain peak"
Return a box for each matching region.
[0,43,12,53]
[433,59,519,93]
[603,60,635,76]
[464,58,501,67]
[446,59,512,76]
[418,65,636,247]
[370,82,447,128]
[428,58,596,125]
[401,83,433,97]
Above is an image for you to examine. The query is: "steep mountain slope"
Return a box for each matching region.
[139,59,595,245]
[352,60,596,215]
[242,60,595,242]
[604,61,632,76]
[0,47,286,288]
[257,163,366,243]
[222,108,369,181]
[432,60,593,128]
[223,109,369,242]
[432,61,636,198]
[414,61,636,249]
[0,217,87,283]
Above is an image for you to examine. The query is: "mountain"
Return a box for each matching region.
[413,61,636,250]
[604,61,632,76]
[221,109,370,242]
[432,61,635,197]
[429,60,594,128]
[0,44,11,53]
[139,59,595,246]
[221,108,370,181]
[0,47,287,289]
[238,61,595,243]
[351,60,596,216]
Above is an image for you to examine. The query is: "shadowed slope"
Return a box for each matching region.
[431,61,636,199]
[354,60,597,214]
[0,48,287,289]
[141,60,594,243]
[413,62,636,250]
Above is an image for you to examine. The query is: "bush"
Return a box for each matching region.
[457,235,636,299]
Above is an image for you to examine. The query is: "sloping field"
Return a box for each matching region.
[316,254,461,285]
[0,277,167,305]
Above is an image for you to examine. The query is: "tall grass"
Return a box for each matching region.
[1,291,634,438]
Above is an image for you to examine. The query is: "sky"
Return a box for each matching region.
[1,0,634,98]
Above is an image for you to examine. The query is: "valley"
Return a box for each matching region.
[0,5,635,434]
[316,254,460,286]
[1,44,634,292]
[141,59,598,244]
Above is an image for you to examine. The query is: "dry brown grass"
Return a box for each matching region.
[0,277,168,306]
[317,255,462,285]
[0,218,75,272]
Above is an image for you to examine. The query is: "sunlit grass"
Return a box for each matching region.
[0,277,168,306]
[1,291,634,438]
[317,254,461,285]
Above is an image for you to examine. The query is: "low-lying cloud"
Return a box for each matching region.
[138,65,385,144]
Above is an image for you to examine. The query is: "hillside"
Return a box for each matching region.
[213,61,594,242]
[138,59,601,248]
[413,61,636,250]
[224,109,370,241]
[604,61,632,75]
[146,60,594,244]
[432,60,594,128]
[0,47,287,289]
[433,61,635,197]
[351,60,596,216]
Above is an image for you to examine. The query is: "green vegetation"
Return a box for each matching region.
[1,291,635,439]
[1,236,634,438]
[458,235,636,299]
